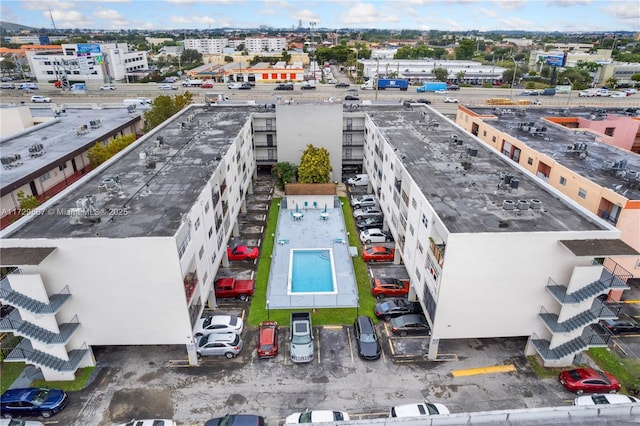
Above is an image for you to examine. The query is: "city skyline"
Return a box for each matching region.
[0,0,638,33]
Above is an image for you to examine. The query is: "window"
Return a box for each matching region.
[483,130,487,137]
[559,176,567,186]
[492,136,497,143]
[266,134,274,146]
[578,188,587,199]
[203,272,208,285]
[39,172,50,182]
[604,127,614,137]
[198,245,204,259]
[527,157,533,166]
[204,202,210,213]
[208,227,213,239]
[194,218,200,231]
[58,163,68,171]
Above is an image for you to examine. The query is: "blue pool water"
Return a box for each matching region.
[290,249,336,293]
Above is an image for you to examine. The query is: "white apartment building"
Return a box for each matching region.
[1,102,635,382]
[244,37,287,53]
[360,59,507,84]
[183,38,228,55]
[26,43,149,85]
[184,37,286,55]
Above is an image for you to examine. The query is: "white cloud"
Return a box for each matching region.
[477,7,499,19]
[548,0,592,7]
[604,2,640,19]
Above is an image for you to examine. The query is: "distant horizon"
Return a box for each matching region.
[0,1,638,33]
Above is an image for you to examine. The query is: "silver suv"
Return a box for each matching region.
[196,333,243,358]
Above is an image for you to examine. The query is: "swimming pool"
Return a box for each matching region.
[288,249,337,294]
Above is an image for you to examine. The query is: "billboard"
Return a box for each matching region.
[77,43,101,57]
[545,53,566,67]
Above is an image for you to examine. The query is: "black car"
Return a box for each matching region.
[353,316,381,360]
[335,82,350,88]
[356,217,384,230]
[374,298,421,321]
[0,303,15,318]
[300,84,316,90]
[0,387,68,418]
[389,314,431,337]
[239,83,252,90]
[600,315,640,334]
[446,84,460,91]
[275,84,293,91]
[416,99,431,104]
[205,414,265,426]
[344,95,360,101]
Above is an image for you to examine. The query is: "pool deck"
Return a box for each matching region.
[266,197,358,309]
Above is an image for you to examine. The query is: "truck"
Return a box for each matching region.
[204,92,230,103]
[361,78,409,91]
[182,79,203,87]
[416,82,448,93]
[213,277,255,301]
[290,312,314,363]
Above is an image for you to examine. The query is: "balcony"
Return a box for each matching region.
[343,126,365,132]
[429,238,445,267]
[253,126,275,132]
[538,299,619,333]
[0,311,80,344]
[184,272,198,302]
[0,278,71,315]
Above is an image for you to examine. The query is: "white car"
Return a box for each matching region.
[389,400,450,418]
[158,84,178,90]
[228,82,243,89]
[443,97,458,103]
[115,420,177,426]
[360,228,393,244]
[609,91,628,98]
[285,410,350,424]
[194,315,243,337]
[623,88,637,95]
[31,95,51,103]
[578,90,596,97]
[574,393,640,406]
[100,85,115,91]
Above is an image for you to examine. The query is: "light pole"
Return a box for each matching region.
[509,56,518,99]
[565,78,574,106]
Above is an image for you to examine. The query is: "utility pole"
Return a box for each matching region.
[510,56,518,99]
[375,58,379,101]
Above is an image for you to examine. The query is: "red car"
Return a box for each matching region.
[362,246,395,262]
[227,245,259,261]
[559,368,621,395]
[201,83,214,88]
[370,278,410,299]
[257,321,279,358]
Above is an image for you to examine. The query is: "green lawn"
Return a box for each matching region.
[246,197,377,327]
[1,361,26,394]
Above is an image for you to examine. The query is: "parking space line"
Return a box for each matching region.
[451,364,516,377]
[346,327,354,363]
[624,300,640,304]
[315,328,321,364]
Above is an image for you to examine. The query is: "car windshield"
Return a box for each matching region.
[292,334,311,344]
[426,403,441,414]
[229,317,238,326]
[32,388,50,404]
[202,317,212,328]
[299,412,313,422]
[567,370,582,380]
[360,332,377,343]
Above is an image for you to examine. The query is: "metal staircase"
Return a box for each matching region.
[546,267,629,305]
[0,278,71,314]
[531,326,609,360]
[538,299,618,333]
[0,311,80,344]
[4,339,88,372]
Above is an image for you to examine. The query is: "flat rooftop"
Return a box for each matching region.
[1,106,142,196]
[468,105,640,202]
[361,103,607,234]
[7,105,258,239]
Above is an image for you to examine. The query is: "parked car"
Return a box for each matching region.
[344,95,360,100]
[559,368,621,395]
[353,206,382,218]
[600,314,640,334]
[360,228,393,244]
[195,333,243,358]
[374,298,421,320]
[416,98,431,104]
[443,97,458,103]
[194,315,244,337]
[356,216,384,230]
[100,85,116,90]
[300,84,316,90]
[389,314,431,336]
[353,316,381,360]
[389,400,450,418]
[227,245,259,261]
[205,414,265,426]
[0,303,15,318]
[370,278,410,300]
[0,419,45,426]
[350,194,376,206]
[362,246,395,262]
[285,410,350,424]
[574,393,640,406]
[30,95,51,103]
[335,82,350,88]
[0,388,68,418]
[115,420,177,426]
[0,83,15,89]
[158,84,178,90]
[275,84,293,91]
[257,321,279,359]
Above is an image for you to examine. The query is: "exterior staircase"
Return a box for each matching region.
[3,338,88,372]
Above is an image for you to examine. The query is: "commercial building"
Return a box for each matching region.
[26,43,150,85]
[0,101,635,382]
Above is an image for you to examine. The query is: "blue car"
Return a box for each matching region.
[0,388,68,418]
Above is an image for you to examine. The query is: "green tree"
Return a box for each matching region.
[181,49,202,64]
[224,55,233,63]
[631,73,640,83]
[454,39,476,60]
[297,144,331,183]
[605,77,618,88]
[87,134,137,167]
[143,95,180,131]
[174,91,193,110]
[456,70,466,83]
[16,190,40,212]
[431,67,449,82]
[271,162,298,190]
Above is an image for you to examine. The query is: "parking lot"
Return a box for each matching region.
[8,172,640,425]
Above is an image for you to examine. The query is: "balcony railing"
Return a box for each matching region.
[538,299,619,333]
[0,312,80,344]
[0,279,71,315]
[531,326,609,361]
[184,272,198,302]
[429,239,445,267]
[4,339,89,372]
[343,126,365,132]
[253,126,275,132]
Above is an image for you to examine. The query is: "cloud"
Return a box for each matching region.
[548,0,592,7]
[340,2,400,25]
[93,8,126,21]
[496,16,535,30]
[477,7,499,19]
[604,2,640,19]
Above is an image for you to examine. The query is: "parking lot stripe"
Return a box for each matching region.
[346,327,354,363]
[315,328,321,364]
[451,364,516,377]
[624,300,640,304]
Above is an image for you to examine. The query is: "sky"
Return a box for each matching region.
[1,0,639,33]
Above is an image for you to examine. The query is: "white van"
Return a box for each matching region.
[574,393,640,406]
[347,174,369,186]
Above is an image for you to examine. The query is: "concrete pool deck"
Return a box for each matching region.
[266,197,359,309]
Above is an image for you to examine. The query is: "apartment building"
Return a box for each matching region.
[1,102,635,382]
[26,43,149,85]
[183,37,286,55]
[244,37,287,53]
[183,38,228,55]
[455,105,640,294]
[0,106,143,228]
